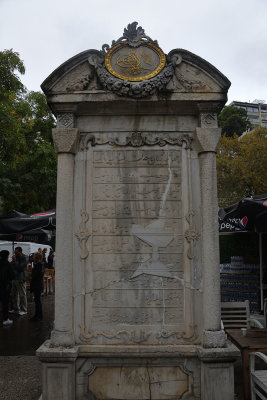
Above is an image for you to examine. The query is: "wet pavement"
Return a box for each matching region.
[0,293,244,399]
[0,293,54,399]
[0,293,54,356]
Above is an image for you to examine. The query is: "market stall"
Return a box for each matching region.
[219,194,267,311]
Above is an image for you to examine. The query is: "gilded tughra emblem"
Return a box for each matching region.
[88,22,177,97]
[105,22,166,82]
[116,49,153,75]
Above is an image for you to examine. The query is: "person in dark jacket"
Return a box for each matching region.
[42,248,48,271]
[10,246,28,316]
[47,250,54,269]
[0,250,14,326]
[29,252,43,322]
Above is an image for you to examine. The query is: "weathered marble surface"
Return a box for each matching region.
[48,50,229,97]
[74,141,197,346]
[88,366,189,399]
[38,22,235,400]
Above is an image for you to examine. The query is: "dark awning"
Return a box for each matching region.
[219,194,267,233]
[0,210,56,235]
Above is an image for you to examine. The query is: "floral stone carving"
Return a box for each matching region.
[87,22,178,98]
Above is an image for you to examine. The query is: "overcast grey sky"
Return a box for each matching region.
[1,0,266,104]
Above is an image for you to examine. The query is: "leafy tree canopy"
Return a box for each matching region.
[218,106,251,137]
[0,49,56,214]
[0,49,25,99]
[217,127,267,206]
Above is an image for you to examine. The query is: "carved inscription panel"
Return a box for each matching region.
[85,148,189,344]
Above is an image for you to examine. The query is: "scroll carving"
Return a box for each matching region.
[174,67,207,91]
[75,209,90,259]
[80,134,95,151]
[109,131,193,149]
[184,210,200,259]
[79,131,193,150]
[66,71,94,92]
[76,360,96,376]
[157,324,198,342]
[80,329,151,344]
[169,51,209,92]
[79,325,198,344]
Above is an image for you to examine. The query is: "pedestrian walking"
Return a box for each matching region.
[47,250,54,269]
[42,248,48,271]
[29,252,44,321]
[10,246,28,316]
[0,250,14,326]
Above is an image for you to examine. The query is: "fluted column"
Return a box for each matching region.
[196,113,227,348]
[51,128,79,347]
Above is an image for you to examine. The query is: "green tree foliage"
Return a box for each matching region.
[0,49,25,98]
[0,50,26,166]
[218,106,251,137]
[0,49,56,214]
[217,127,267,206]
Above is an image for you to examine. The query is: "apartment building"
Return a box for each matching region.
[229,100,267,128]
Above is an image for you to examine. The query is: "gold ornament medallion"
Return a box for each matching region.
[105,41,166,82]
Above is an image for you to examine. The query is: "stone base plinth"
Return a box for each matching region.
[37,343,78,400]
[37,341,239,400]
[199,345,240,400]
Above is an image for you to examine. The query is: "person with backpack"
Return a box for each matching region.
[0,250,14,326]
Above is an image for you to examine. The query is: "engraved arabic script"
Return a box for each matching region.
[116,49,153,75]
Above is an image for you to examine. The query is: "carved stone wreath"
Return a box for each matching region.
[109,131,193,148]
[87,22,179,98]
[79,131,193,150]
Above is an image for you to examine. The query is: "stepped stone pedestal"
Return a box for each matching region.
[37,22,239,400]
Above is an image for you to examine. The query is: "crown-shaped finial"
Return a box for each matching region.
[111,22,158,48]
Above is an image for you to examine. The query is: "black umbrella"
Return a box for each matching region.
[219,194,267,233]
[0,210,56,235]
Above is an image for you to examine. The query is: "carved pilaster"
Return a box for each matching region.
[51,128,79,347]
[52,128,79,154]
[196,119,222,335]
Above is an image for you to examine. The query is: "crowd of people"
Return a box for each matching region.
[0,246,55,326]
